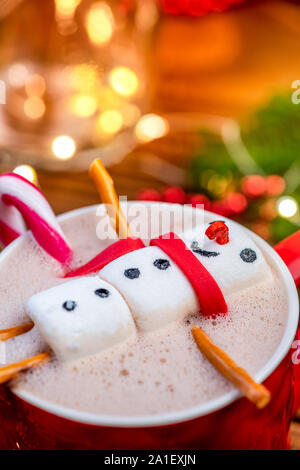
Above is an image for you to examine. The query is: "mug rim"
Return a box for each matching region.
[2,203,299,428]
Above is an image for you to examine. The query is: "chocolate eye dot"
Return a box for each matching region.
[63,300,77,312]
[154,259,170,270]
[95,288,110,298]
[124,268,140,279]
[240,248,257,263]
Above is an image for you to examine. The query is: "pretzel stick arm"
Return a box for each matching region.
[0,352,50,385]
[192,327,271,409]
[0,322,34,341]
[89,159,132,239]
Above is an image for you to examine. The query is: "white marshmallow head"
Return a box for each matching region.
[25,277,136,362]
[182,220,273,295]
[99,246,198,332]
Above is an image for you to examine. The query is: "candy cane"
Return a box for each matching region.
[0,173,72,265]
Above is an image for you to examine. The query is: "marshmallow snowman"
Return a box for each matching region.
[181,220,273,295]
[25,277,136,362]
[25,219,273,361]
[99,219,273,331]
[99,245,199,332]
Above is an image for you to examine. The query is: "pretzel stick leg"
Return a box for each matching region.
[0,352,50,385]
[89,159,132,239]
[0,322,34,341]
[192,327,271,409]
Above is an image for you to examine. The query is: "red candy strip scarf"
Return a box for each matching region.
[150,232,228,316]
[65,237,146,278]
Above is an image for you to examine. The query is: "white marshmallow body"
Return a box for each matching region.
[182,221,273,295]
[25,277,136,362]
[99,246,199,332]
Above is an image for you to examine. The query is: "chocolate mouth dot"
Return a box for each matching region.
[153,259,171,270]
[191,241,219,257]
[63,300,77,312]
[124,268,140,279]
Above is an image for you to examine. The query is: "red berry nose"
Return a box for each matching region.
[205,221,229,245]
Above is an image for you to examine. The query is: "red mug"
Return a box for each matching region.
[0,205,299,450]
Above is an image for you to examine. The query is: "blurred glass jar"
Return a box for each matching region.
[0,0,158,170]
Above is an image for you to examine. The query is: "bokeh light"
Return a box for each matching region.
[7,63,29,87]
[52,135,76,159]
[265,175,286,196]
[241,175,266,198]
[135,114,169,142]
[259,199,277,221]
[85,2,114,46]
[277,196,298,218]
[69,64,99,92]
[24,96,45,120]
[97,87,123,110]
[69,94,97,117]
[225,192,248,215]
[25,74,46,97]
[97,110,123,134]
[55,0,81,18]
[13,165,37,184]
[109,67,138,97]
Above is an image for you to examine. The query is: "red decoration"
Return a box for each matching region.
[137,189,162,202]
[187,193,211,210]
[265,175,286,196]
[162,186,187,204]
[160,0,246,16]
[65,237,145,278]
[205,221,229,245]
[225,192,248,215]
[241,175,266,198]
[150,232,228,316]
[210,200,230,217]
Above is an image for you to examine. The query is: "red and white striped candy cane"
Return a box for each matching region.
[0,173,72,265]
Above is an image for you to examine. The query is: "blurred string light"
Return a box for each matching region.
[7,63,29,87]
[97,110,123,135]
[23,73,46,120]
[97,87,123,110]
[241,175,266,198]
[207,174,229,197]
[135,0,159,32]
[69,94,97,117]
[55,0,81,19]
[52,135,76,159]
[24,96,45,120]
[109,67,138,97]
[13,165,37,184]
[69,64,99,92]
[265,175,286,196]
[135,114,169,142]
[277,196,298,219]
[225,192,248,215]
[85,2,114,46]
[55,0,81,35]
